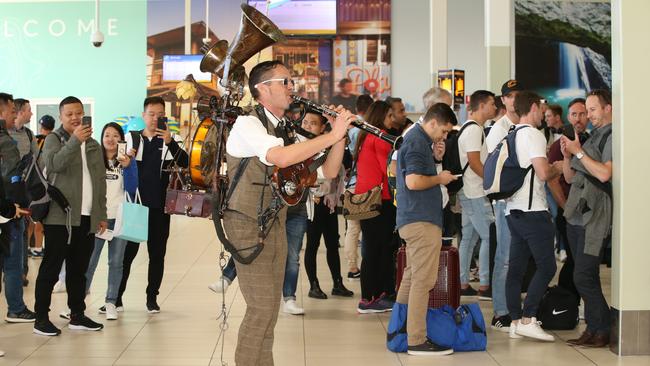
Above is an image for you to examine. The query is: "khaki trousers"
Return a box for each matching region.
[396,222,442,346]
[223,210,287,366]
[343,219,361,268]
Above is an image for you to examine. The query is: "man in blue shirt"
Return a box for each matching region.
[395,103,457,356]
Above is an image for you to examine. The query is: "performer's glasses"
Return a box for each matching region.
[257,78,294,87]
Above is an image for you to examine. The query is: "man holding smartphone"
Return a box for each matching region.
[119,97,188,313]
[34,96,107,336]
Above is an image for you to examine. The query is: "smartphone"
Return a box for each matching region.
[563,124,576,140]
[82,116,92,128]
[157,116,168,130]
[454,174,463,178]
[117,141,127,159]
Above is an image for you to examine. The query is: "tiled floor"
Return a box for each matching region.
[1,216,648,365]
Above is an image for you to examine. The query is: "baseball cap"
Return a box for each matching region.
[501,79,523,96]
[39,115,55,130]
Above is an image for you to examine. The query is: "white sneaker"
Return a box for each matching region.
[105,303,118,320]
[52,281,66,293]
[208,277,230,294]
[516,318,555,341]
[282,299,305,315]
[509,321,523,339]
[0,349,4,357]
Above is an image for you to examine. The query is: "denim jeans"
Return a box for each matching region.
[2,220,27,313]
[283,212,308,300]
[85,219,128,304]
[567,223,610,334]
[458,191,494,286]
[492,201,511,317]
[506,210,556,320]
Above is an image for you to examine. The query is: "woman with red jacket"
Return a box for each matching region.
[354,101,397,313]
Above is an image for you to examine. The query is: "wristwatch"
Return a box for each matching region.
[576,151,585,160]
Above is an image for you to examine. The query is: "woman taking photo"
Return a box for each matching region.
[84,122,137,320]
[354,101,397,313]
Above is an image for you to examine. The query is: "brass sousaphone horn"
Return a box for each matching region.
[200,4,287,81]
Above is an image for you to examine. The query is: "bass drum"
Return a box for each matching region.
[190,118,219,189]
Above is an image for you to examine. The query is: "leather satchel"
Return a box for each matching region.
[342,185,382,220]
[165,173,212,218]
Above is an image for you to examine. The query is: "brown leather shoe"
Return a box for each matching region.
[566,330,594,346]
[582,332,610,348]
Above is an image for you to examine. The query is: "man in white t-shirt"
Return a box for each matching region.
[504,91,562,342]
[485,80,522,333]
[457,91,496,300]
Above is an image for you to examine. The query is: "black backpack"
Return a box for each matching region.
[442,121,482,194]
[537,286,579,330]
[22,131,71,223]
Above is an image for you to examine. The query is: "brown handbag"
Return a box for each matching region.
[165,172,213,218]
[342,185,382,220]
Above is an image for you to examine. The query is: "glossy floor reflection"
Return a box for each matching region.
[1,216,648,365]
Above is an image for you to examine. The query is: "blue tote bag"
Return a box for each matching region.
[113,190,149,243]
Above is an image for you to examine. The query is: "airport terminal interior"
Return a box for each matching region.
[0,0,649,365]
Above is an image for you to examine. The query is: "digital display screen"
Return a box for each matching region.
[162,55,212,83]
[248,0,337,35]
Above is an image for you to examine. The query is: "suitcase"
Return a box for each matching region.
[395,245,461,309]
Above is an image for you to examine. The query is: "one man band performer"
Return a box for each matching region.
[222,60,354,365]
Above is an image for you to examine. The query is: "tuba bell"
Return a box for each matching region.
[200,3,286,84]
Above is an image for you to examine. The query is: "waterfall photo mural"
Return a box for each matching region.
[515,0,611,108]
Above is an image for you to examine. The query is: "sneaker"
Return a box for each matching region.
[29,248,44,258]
[460,285,478,296]
[59,309,71,320]
[491,314,512,332]
[478,287,492,301]
[347,270,361,282]
[357,298,393,314]
[407,338,454,356]
[208,277,231,294]
[509,321,523,339]
[147,299,161,314]
[69,315,103,331]
[282,299,305,315]
[99,305,124,314]
[33,319,61,336]
[515,318,555,341]
[52,281,66,293]
[0,350,4,357]
[5,308,36,323]
[104,303,118,320]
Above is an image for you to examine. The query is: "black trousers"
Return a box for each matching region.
[305,200,341,284]
[505,210,557,320]
[566,223,610,334]
[118,208,170,303]
[360,200,396,301]
[35,216,94,319]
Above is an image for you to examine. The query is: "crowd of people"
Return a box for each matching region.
[0,94,188,354]
[0,66,613,362]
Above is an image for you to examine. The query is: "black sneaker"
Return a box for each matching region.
[5,308,36,323]
[478,287,492,301]
[69,315,103,331]
[147,300,161,314]
[491,314,512,332]
[460,285,478,296]
[407,338,454,356]
[33,319,61,336]
[347,271,361,281]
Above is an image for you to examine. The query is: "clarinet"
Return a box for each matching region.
[291,95,403,149]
